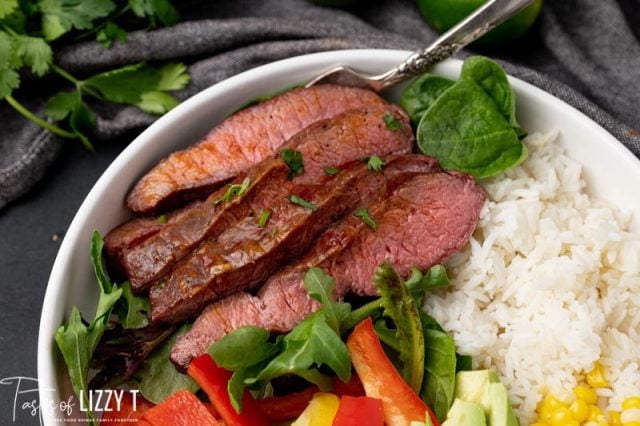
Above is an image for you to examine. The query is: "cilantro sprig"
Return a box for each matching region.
[0,0,187,149]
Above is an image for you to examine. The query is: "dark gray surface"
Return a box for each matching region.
[1,0,639,424]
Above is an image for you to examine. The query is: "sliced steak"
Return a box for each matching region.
[121,105,414,291]
[171,168,485,368]
[126,85,388,213]
[151,155,439,325]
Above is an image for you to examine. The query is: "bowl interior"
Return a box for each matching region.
[37,49,640,424]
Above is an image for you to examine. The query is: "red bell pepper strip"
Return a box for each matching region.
[333,395,384,426]
[187,354,269,426]
[257,385,320,421]
[140,390,219,426]
[333,374,365,397]
[346,317,440,426]
[100,391,154,425]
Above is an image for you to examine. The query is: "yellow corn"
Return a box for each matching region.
[589,405,605,421]
[570,399,590,422]
[610,411,622,426]
[550,406,574,425]
[622,408,640,423]
[586,362,609,388]
[575,385,600,405]
[623,397,640,411]
[620,422,640,426]
[530,423,549,426]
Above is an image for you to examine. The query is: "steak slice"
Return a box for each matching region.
[151,155,440,325]
[171,169,485,368]
[126,85,388,213]
[121,105,414,291]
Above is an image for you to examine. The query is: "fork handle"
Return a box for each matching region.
[375,0,536,90]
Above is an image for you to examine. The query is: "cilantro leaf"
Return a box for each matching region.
[39,0,117,41]
[96,21,127,48]
[0,0,18,19]
[366,155,385,172]
[0,30,21,69]
[324,167,338,176]
[128,0,179,26]
[85,63,160,104]
[280,148,304,179]
[383,113,403,131]
[136,90,178,115]
[156,62,190,91]
[14,35,52,76]
[303,268,350,334]
[0,68,20,99]
[354,207,376,229]
[69,95,95,151]
[45,91,77,120]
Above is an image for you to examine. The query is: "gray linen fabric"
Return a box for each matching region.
[1,0,639,209]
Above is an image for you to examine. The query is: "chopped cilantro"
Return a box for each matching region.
[215,177,251,204]
[366,155,385,172]
[258,209,271,228]
[156,214,168,224]
[288,195,318,211]
[354,208,376,229]
[383,113,403,131]
[280,149,304,179]
[324,167,338,176]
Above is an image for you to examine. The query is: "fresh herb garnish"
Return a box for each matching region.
[288,194,318,211]
[280,148,304,179]
[324,167,339,176]
[257,209,271,228]
[215,177,251,204]
[0,0,185,148]
[366,155,385,172]
[383,113,403,131]
[54,232,123,424]
[354,208,376,229]
[421,327,457,422]
[117,281,150,329]
[156,214,168,225]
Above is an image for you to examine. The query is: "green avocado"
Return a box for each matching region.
[453,370,519,426]
[442,398,487,426]
[488,382,519,426]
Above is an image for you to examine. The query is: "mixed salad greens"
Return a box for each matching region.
[55,55,526,425]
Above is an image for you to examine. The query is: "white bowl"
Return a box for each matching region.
[37,49,640,424]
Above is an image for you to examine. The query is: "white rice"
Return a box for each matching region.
[424,131,640,425]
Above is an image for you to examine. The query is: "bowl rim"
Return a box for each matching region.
[37,48,640,424]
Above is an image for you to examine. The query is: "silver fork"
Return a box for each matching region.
[306,0,536,91]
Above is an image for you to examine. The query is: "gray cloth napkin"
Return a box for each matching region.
[2,0,639,210]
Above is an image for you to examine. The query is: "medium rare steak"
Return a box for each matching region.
[171,168,486,368]
[151,156,440,325]
[121,105,414,291]
[126,85,388,213]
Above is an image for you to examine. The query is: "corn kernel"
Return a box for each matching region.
[589,405,604,421]
[610,411,622,426]
[622,408,640,423]
[570,399,590,422]
[586,362,609,388]
[575,385,599,405]
[551,407,575,426]
[530,423,549,426]
[620,422,640,426]
[623,397,640,410]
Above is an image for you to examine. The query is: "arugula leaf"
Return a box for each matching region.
[55,232,123,425]
[405,265,450,305]
[14,35,52,76]
[96,22,127,48]
[304,268,350,334]
[421,328,457,422]
[354,208,376,230]
[257,310,351,385]
[136,90,178,115]
[215,177,251,204]
[39,0,117,41]
[129,0,179,26]
[134,324,199,404]
[257,209,271,228]
[383,113,403,131]
[0,0,18,19]
[400,74,454,126]
[373,261,424,393]
[288,194,317,211]
[366,155,385,172]
[118,281,150,329]
[280,148,304,179]
[209,326,279,370]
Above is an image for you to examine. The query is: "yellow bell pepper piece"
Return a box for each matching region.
[292,393,340,426]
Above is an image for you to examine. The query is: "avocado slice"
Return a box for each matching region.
[442,398,487,426]
[455,370,500,414]
[487,382,519,426]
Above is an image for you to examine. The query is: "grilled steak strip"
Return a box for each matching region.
[171,168,485,368]
[121,105,414,291]
[126,85,388,213]
[150,155,439,325]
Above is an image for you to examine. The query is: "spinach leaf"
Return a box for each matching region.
[417,77,527,179]
[118,281,150,329]
[373,261,425,394]
[55,231,123,425]
[304,267,351,334]
[456,354,473,373]
[209,326,279,370]
[400,73,455,126]
[420,311,446,333]
[134,324,199,404]
[257,311,351,385]
[421,328,457,422]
